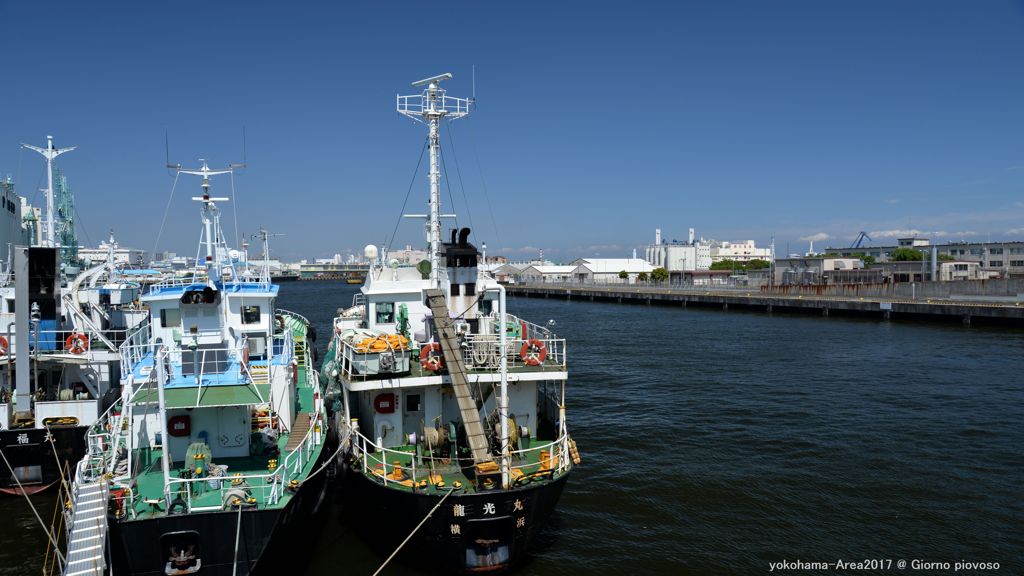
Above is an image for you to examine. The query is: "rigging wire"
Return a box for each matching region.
[437,142,460,231]
[151,171,182,264]
[72,203,93,249]
[460,119,502,254]
[385,138,429,256]
[445,122,475,233]
[230,170,240,261]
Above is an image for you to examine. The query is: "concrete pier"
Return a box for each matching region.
[505,284,1024,326]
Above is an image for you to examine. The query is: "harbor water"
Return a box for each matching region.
[3,281,1021,574]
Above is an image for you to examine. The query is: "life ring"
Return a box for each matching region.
[65,333,89,355]
[419,343,444,372]
[0,335,7,357]
[519,338,547,366]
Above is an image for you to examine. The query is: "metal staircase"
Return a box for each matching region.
[61,478,108,576]
[423,289,492,464]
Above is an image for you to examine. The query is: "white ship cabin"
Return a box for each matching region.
[123,279,299,465]
[334,228,567,457]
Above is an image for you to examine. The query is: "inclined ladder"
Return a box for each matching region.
[424,289,492,464]
[285,412,312,452]
[62,480,108,576]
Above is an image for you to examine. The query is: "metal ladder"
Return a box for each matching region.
[62,480,108,576]
[423,289,492,464]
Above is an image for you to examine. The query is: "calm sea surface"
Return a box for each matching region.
[3,281,1021,575]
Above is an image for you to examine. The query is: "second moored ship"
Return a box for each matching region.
[62,162,333,575]
[323,73,579,573]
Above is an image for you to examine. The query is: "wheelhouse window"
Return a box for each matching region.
[242,305,261,324]
[160,308,181,328]
[375,302,395,324]
[478,299,493,316]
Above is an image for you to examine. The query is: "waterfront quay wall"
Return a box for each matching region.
[762,278,1024,301]
[505,283,1024,326]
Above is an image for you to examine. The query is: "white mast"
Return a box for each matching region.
[397,73,470,284]
[173,160,233,285]
[22,135,75,248]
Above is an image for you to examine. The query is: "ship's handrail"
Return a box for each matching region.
[348,426,571,488]
[503,313,554,340]
[336,334,567,381]
[32,327,132,355]
[118,322,152,374]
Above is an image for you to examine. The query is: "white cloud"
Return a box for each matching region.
[869,229,925,239]
[799,232,830,242]
[499,245,542,254]
[1008,228,1024,235]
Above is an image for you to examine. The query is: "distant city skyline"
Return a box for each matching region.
[2,2,1022,262]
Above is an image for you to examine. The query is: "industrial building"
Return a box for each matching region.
[644,228,713,272]
[824,237,1024,276]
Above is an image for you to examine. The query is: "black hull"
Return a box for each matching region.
[342,468,569,574]
[0,426,86,494]
[110,449,333,575]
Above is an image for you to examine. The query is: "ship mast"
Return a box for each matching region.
[22,135,75,248]
[398,73,470,284]
[173,160,234,285]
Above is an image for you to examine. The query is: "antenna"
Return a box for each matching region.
[230,127,247,170]
[171,159,238,285]
[411,72,453,88]
[22,135,75,248]
[397,73,471,285]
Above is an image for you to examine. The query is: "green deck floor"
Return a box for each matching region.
[360,437,563,494]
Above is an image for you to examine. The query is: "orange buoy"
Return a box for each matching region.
[419,342,444,372]
[519,338,547,366]
[65,332,89,355]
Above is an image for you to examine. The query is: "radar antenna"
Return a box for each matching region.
[397,72,471,284]
[170,159,238,285]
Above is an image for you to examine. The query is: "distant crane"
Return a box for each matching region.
[850,231,872,249]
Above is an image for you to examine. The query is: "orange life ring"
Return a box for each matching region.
[0,335,7,357]
[419,342,444,372]
[519,338,547,366]
[65,333,89,355]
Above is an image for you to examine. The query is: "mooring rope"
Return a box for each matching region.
[0,447,66,565]
[371,487,457,576]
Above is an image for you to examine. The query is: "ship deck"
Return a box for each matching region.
[119,361,322,519]
[357,436,565,495]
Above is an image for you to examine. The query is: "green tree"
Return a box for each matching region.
[937,253,955,261]
[710,259,739,271]
[651,267,669,282]
[637,271,649,282]
[618,270,629,280]
[890,247,924,261]
[745,259,771,270]
[849,253,876,265]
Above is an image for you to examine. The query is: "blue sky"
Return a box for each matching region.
[1,1,1023,261]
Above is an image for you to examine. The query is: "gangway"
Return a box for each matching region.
[61,477,108,576]
[423,288,492,464]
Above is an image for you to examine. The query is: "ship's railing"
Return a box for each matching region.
[335,333,567,380]
[118,322,152,374]
[348,427,571,489]
[32,327,132,355]
[503,313,554,340]
[459,335,567,372]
